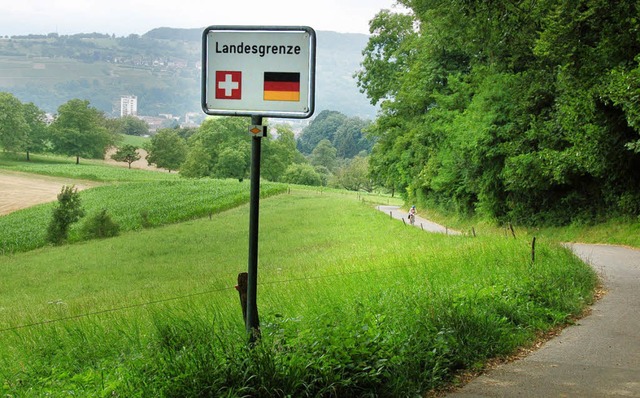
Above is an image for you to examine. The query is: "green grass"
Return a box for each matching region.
[0,190,598,397]
[118,134,149,147]
[0,178,285,254]
[530,218,640,248]
[0,152,177,182]
[0,152,285,254]
[414,206,640,248]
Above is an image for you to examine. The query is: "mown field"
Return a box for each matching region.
[0,158,598,397]
[0,152,173,182]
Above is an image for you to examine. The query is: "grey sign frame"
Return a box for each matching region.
[201,25,316,119]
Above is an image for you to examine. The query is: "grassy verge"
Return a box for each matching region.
[0,190,598,397]
[531,218,640,248]
[413,206,640,248]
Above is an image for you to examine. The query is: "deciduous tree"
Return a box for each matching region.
[144,128,187,172]
[358,0,640,225]
[21,102,49,161]
[0,92,28,153]
[49,99,115,164]
[111,144,141,168]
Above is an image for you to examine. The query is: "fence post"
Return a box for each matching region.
[531,237,536,263]
[509,223,516,239]
[235,272,248,323]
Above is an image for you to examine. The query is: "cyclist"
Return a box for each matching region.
[408,205,416,225]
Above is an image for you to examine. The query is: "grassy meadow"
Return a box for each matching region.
[119,133,150,147]
[0,156,598,396]
[0,151,174,182]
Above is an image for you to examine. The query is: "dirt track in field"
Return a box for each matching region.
[0,148,167,216]
[0,171,98,216]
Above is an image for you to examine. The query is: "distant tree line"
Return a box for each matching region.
[356,0,640,225]
[0,93,120,163]
[146,110,376,189]
[0,92,375,190]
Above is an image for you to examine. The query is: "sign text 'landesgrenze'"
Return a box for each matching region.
[202,26,316,118]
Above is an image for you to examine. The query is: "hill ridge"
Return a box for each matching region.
[0,28,376,119]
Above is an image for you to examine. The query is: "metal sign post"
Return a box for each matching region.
[201,25,316,343]
[246,114,262,342]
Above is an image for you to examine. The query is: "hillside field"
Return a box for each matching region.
[0,161,598,396]
[0,170,98,215]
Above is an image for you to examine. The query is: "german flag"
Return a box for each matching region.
[263,72,300,101]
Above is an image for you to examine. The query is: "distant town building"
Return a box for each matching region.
[120,95,138,117]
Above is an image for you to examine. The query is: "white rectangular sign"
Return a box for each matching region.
[202,26,316,119]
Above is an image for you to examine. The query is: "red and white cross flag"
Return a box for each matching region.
[215,71,242,100]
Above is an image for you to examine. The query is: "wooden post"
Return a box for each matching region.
[509,223,516,239]
[472,227,476,237]
[235,272,248,324]
[531,237,536,263]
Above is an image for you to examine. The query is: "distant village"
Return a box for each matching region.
[115,94,310,136]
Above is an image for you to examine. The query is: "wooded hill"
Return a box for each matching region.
[357,1,640,226]
[0,28,377,119]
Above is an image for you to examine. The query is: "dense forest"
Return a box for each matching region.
[357,0,640,225]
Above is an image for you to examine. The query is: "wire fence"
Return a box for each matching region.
[0,262,418,334]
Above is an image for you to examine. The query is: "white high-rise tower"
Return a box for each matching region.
[120,95,138,117]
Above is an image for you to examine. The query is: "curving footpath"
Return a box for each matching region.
[378,207,640,396]
[376,205,461,235]
[446,243,640,397]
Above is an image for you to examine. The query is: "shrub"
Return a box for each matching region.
[81,209,120,239]
[46,185,85,245]
[282,163,322,186]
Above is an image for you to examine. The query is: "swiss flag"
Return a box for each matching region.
[215,71,242,100]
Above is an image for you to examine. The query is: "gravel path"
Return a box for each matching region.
[446,243,640,397]
[376,205,461,235]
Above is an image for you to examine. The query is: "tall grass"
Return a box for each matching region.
[0,190,597,396]
[413,203,640,248]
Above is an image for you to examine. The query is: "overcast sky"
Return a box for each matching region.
[2,0,403,37]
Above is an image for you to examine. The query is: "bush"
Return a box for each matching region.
[46,185,85,245]
[282,163,322,186]
[81,209,120,239]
